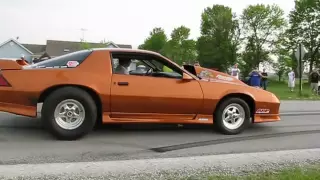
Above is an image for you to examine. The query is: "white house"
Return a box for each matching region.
[0,38,34,62]
[0,38,132,63]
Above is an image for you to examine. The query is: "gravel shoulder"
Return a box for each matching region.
[1,148,320,180]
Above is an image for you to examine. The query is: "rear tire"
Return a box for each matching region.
[214,98,250,135]
[41,87,97,140]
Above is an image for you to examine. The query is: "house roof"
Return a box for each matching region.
[117,44,132,48]
[0,38,34,55]
[0,38,132,58]
[45,40,132,57]
[21,44,46,54]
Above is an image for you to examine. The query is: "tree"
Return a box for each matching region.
[138,27,168,54]
[164,26,197,64]
[287,0,320,72]
[80,38,111,50]
[197,5,240,72]
[240,4,286,74]
[181,39,197,64]
[240,36,271,77]
[273,55,292,81]
[80,39,91,49]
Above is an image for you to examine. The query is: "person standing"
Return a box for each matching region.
[249,70,266,88]
[230,64,240,79]
[310,69,320,95]
[288,68,295,92]
[260,68,268,90]
[181,62,186,68]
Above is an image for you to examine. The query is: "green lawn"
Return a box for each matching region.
[182,164,320,180]
[266,80,320,100]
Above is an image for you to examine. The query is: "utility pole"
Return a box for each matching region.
[80,28,87,41]
[294,43,307,96]
[299,44,302,96]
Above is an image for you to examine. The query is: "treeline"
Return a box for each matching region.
[138,0,320,79]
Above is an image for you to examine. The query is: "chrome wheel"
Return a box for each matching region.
[222,103,245,130]
[54,99,85,130]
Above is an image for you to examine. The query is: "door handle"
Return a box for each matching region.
[117,82,129,86]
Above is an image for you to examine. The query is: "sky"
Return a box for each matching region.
[0,0,295,48]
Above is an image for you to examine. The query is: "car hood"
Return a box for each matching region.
[194,66,246,85]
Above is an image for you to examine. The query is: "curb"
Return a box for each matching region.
[1,148,320,178]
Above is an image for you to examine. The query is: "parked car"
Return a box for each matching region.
[0,48,280,140]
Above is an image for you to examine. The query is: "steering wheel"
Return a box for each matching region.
[145,68,153,76]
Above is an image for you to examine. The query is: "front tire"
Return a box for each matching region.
[214,98,250,135]
[41,87,97,140]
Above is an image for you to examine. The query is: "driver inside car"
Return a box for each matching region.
[115,57,132,75]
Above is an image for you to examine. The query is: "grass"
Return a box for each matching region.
[266,80,320,100]
[181,164,320,180]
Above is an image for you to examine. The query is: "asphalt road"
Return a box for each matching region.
[0,100,320,165]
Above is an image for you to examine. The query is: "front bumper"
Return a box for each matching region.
[254,114,281,123]
[253,93,280,123]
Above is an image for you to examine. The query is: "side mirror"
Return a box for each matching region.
[182,73,193,80]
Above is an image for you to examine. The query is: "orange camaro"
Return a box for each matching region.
[0,48,280,140]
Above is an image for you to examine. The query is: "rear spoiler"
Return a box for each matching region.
[0,59,25,70]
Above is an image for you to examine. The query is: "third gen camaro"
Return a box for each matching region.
[0,48,280,140]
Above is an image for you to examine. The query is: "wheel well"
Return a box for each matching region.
[215,93,255,122]
[38,85,102,122]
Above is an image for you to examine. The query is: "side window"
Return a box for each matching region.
[148,57,183,78]
[111,55,132,75]
[110,52,183,79]
[24,50,93,69]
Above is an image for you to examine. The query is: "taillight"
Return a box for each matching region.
[0,73,10,86]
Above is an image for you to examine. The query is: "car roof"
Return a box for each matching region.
[92,48,161,56]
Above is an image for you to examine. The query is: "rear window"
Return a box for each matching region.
[24,49,93,69]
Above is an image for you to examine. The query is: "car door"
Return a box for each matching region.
[109,52,203,120]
